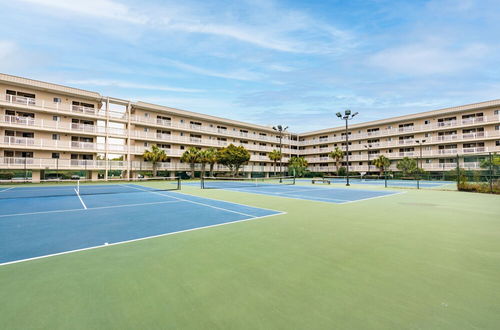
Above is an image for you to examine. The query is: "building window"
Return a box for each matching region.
[143,127,149,132]
[53,97,61,103]
[425,133,431,137]
[52,134,60,140]
[53,116,60,121]
[494,110,499,115]
[52,153,60,159]
[496,140,500,146]
[496,125,500,131]
[144,113,150,118]
[180,146,185,150]
[424,120,430,124]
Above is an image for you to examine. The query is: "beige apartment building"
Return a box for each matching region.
[0,73,499,181]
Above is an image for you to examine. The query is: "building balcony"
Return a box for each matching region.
[1,93,127,121]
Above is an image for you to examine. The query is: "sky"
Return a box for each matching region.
[0,0,499,132]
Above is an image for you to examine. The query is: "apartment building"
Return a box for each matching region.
[0,73,499,181]
[301,101,500,173]
[0,74,296,181]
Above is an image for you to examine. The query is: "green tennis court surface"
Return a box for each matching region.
[1,182,499,329]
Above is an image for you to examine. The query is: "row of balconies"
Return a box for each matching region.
[0,156,287,173]
[1,156,481,175]
[307,162,481,173]
[0,134,293,155]
[304,147,493,163]
[300,116,500,146]
[2,115,126,136]
[300,131,499,154]
[2,93,498,151]
[1,94,293,144]
[3,112,494,152]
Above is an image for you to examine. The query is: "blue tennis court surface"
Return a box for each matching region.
[195,181,401,204]
[0,184,282,265]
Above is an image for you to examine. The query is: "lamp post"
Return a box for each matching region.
[336,110,358,186]
[273,125,288,179]
[415,139,426,170]
[364,144,372,174]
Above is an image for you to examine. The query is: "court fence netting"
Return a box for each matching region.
[0,177,181,199]
[201,176,295,189]
[319,152,499,193]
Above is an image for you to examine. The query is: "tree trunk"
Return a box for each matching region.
[153,163,157,177]
[209,163,214,177]
[274,161,277,176]
[190,163,195,179]
[201,163,206,178]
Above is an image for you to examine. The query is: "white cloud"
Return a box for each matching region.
[18,0,147,23]
[368,42,489,75]
[17,0,353,54]
[66,79,203,93]
[163,59,264,81]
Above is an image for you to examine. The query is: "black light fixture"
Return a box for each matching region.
[337,110,358,186]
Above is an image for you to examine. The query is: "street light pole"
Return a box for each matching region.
[336,110,358,186]
[273,125,288,180]
[415,139,426,170]
[364,144,372,174]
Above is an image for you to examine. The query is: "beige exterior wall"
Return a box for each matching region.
[0,73,499,175]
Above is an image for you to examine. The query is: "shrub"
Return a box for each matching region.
[0,172,15,180]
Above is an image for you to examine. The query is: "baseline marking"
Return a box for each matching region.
[0,212,285,267]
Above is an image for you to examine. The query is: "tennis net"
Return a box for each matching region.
[201,176,295,189]
[0,177,181,199]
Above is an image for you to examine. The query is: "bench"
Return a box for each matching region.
[312,178,331,184]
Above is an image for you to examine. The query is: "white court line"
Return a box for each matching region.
[0,211,286,267]
[0,200,182,218]
[0,187,15,193]
[121,185,260,218]
[74,188,87,210]
[340,191,407,204]
[213,186,404,205]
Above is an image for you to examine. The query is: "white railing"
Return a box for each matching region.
[3,136,36,146]
[1,115,127,136]
[1,94,128,121]
[298,115,499,147]
[462,147,486,153]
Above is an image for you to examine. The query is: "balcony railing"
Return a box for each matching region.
[1,94,127,121]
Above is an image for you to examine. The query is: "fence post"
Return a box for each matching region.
[489,152,493,193]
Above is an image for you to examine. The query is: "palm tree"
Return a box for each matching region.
[198,149,211,178]
[181,147,200,179]
[205,147,219,177]
[143,145,168,177]
[329,147,345,174]
[268,149,282,176]
[372,155,391,177]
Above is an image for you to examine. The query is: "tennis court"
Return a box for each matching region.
[0,181,282,265]
[199,177,401,203]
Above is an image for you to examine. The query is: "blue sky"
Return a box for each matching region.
[0,0,499,131]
